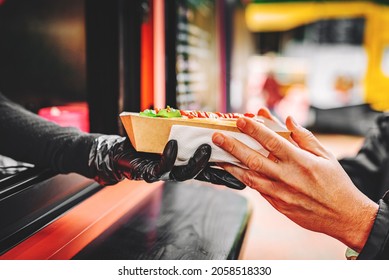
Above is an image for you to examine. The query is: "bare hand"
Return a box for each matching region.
[212,116,378,252]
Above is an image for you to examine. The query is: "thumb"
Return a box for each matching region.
[285,116,330,158]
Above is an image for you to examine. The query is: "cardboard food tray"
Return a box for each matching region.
[120,112,290,154]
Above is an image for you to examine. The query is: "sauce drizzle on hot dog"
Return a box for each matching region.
[140,106,256,119]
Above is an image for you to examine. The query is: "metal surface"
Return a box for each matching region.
[0,169,102,255]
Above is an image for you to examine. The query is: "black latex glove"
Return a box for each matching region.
[88,135,245,189]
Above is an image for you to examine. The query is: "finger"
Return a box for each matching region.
[213,132,280,178]
[286,116,332,158]
[170,144,211,181]
[144,139,178,182]
[159,139,178,173]
[267,153,279,163]
[195,165,246,190]
[257,107,284,126]
[219,162,308,217]
[235,117,297,160]
[218,163,278,197]
[256,109,288,159]
[257,107,273,119]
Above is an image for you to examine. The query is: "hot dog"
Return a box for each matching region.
[120,107,289,154]
[140,106,257,121]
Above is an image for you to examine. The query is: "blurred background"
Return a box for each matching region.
[1,0,389,259]
[2,0,389,135]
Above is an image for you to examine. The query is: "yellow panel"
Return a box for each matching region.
[245,1,389,110]
[364,6,389,110]
[246,2,373,32]
[245,3,317,32]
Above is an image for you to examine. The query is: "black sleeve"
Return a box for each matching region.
[358,192,389,259]
[338,113,389,259]
[339,114,389,201]
[0,93,101,178]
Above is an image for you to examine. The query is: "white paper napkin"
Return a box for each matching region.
[168,125,269,166]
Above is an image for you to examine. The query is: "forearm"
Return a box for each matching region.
[0,93,100,178]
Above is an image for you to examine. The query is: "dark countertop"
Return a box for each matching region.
[0,169,250,260]
[73,181,250,260]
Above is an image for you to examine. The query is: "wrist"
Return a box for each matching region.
[344,200,379,253]
[358,195,389,259]
[55,132,100,178]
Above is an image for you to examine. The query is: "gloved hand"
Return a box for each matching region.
[88,135,245,189]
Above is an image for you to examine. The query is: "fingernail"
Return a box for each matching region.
[290,116,300,127]
[213,134,225,146]
[237,118,246,129]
